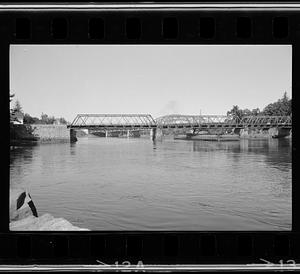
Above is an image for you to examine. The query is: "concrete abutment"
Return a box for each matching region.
[70,128,78,143]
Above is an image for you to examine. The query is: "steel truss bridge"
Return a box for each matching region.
[68,114,292,130]
[69,114,157,130]
[155,115,292,129]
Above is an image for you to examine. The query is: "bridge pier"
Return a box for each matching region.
[156,128,163,140]
[105,130,108,138]
[233,128,242,135]
[269,127,291,138]
[150,128,157,141]
[127,130,130,138]
[132,130,141,138]
[70,129,77,143]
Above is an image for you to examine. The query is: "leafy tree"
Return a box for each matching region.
[262,92,291,116]
[40,113,59,124]
[41,113,48,123]
[23,113,41,124]
[227,105,244,120]
[227,92,291,118]
[13,99,23,114]
[10,94,23,124]
[47,116,56,124]
[242,108,252,116]
[10,94,16,124]
[251,108,260,116]
[226,105,254,119]
[10,98,69,125]
[59,117,67,124]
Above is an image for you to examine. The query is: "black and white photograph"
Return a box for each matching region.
[9,45,292,231]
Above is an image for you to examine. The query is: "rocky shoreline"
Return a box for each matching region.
[10,214,88,231]
[10,188,88,231]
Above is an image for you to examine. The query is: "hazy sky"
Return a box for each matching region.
[10,45,292,122]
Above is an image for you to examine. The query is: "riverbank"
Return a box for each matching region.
[10,124,71,145]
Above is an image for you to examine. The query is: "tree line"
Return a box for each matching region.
[10,92,292,125]
[10,94,68,125]
[226,92,291,119]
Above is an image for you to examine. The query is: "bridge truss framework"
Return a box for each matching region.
[155,115,292,129]
[69,114,157,130]
[68,114,292,130]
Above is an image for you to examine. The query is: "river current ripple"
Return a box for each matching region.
[10,137,292,230]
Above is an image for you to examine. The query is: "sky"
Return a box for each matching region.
[10,45,292,123]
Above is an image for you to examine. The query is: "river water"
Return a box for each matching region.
[10,136,292,230]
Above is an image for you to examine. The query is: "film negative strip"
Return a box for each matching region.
[0,2,299,272]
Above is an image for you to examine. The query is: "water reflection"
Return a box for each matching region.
[192,139,291,169]
[10,144,38,164]
[152,140,157,149]
[10,145,37,189]
[70,142,77,156]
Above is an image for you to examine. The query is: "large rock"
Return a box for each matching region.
[10,188,38,222]
[10,188,88,231]
[10,214,89,231]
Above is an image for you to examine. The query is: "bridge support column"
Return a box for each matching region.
[70,129,77,143]
[150,128,157,141]
[132,130,141,138]
[127,130,130,138]
[156,128,163,140]
[233,128,241,135]
[269,127,290,138]
[105,130,108,138]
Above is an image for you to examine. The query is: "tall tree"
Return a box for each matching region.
[263,92,291,116]
[227,105,244,120]
[10,94,23,124]
[59,117,67,124]
[10,94,16,124]
[23,113,40,124]
[41,113,48,123]
[10,93,15,103]
[251,108,260,116]
[13,99,23,114]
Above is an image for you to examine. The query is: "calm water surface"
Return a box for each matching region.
[10,136,292,230]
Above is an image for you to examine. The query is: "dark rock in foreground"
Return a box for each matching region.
[10,188,88,231]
